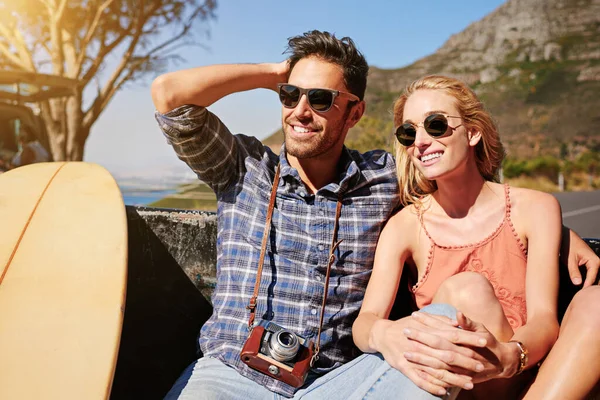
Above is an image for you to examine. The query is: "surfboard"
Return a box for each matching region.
[0,162,128,400]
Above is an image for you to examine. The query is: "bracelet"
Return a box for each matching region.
[509,340,528,375]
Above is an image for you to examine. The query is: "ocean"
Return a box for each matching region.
[119,187,177,207]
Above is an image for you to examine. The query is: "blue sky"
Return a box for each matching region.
[84,0,506,176]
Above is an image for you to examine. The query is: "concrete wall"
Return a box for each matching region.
[111,206,217,400]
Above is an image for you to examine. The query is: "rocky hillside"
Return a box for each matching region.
[265,0,600,159]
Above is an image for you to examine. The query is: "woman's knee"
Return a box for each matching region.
[563,286,600,329]
[433,272,496,309]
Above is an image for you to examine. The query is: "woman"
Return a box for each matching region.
[353,75,571,399]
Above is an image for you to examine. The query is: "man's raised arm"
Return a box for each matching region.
[151,62,289,114]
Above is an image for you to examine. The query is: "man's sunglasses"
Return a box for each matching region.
[277,84,360,112]
[395,114,462,146]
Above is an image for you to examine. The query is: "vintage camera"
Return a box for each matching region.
[240,320,314,388]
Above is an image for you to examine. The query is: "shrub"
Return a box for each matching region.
[502,158,527,178]
[524,156,560,180]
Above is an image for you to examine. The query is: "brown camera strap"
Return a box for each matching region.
[245,164,343,361]
[246,165,281,329]
[314,198,343,359]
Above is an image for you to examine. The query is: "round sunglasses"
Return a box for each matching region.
[395,114,462,146]
[277,84,360,112]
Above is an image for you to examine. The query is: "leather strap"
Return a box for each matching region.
[314,195,343,359]
[247,165,281,329]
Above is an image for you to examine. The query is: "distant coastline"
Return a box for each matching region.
[120,186,178,206]
[120,181,217,211]
[112,163,199,207]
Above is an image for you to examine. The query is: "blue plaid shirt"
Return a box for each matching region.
[156,105,400,397]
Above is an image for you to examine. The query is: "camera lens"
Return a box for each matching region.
[268,330,300,362]
[279,332,295,346]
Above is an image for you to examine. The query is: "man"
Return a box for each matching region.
[152,30,599,399]
[11,125,50,168]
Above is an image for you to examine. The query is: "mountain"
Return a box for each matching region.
[264,0,600,159]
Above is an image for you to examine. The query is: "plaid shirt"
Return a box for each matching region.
[156,105,400,397]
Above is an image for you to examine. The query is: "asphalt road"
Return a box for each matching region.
[553,190,600,239]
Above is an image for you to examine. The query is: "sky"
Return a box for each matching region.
[83,0,506,179]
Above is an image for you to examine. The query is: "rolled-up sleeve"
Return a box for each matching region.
[155,105,239,192]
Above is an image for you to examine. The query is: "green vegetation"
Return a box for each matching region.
[150,197,217,211]
[149,182,217,211]
[503,156,561,181]
[346,116,395,153]
[503,150,600,191]
[179,183,215,195]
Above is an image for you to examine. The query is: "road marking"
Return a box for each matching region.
[562,204,600,218]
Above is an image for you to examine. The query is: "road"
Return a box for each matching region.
[553,190,600,239]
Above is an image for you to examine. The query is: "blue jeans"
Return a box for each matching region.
[165,304,460,400]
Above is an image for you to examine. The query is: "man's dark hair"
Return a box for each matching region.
[285,30,368,100]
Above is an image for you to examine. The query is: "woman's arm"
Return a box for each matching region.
[510,189,562,369]
[353,208,411,352]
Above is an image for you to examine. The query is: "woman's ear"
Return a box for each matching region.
[468,128,482,147]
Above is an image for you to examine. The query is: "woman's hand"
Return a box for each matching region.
[405,311,521,383]
[454,312,522,381]
[373,314,485,395]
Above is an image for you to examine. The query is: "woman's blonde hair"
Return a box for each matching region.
[393,75,505,207]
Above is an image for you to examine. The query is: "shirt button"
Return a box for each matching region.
[311,309,317,315]
[318,244,325,251]
[315,275,322,282]
[319,209,325,216]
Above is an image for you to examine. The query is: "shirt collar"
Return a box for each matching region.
[277,144,361,196]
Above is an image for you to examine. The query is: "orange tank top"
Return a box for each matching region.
[411,185,528,330]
